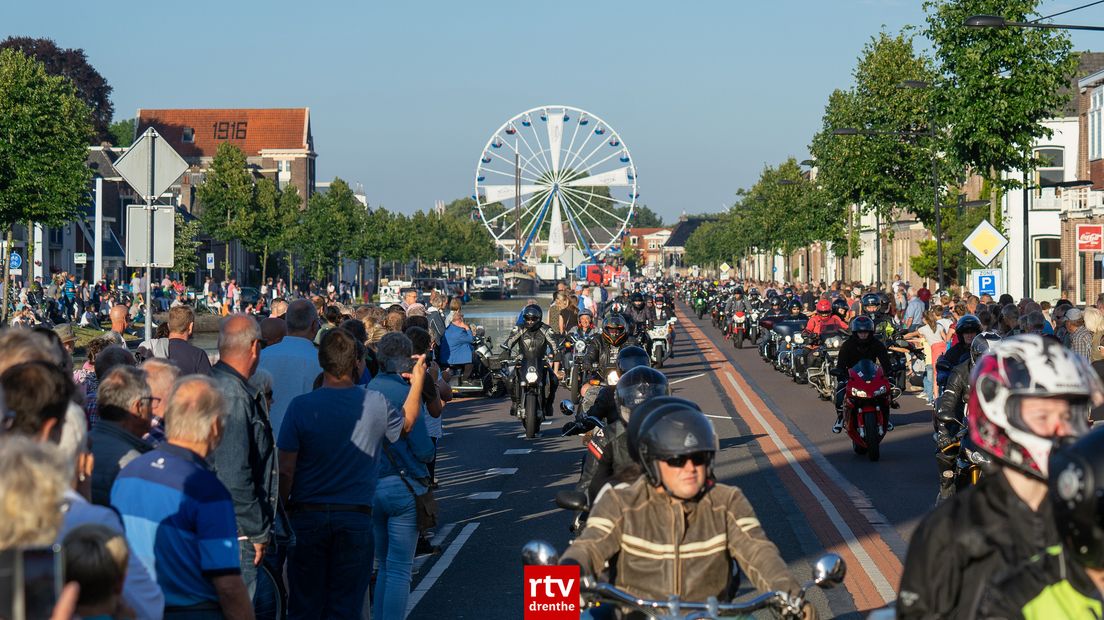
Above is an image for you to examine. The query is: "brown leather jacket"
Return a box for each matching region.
[560,476,801,603]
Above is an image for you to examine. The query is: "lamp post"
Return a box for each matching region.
[965,14,1104,31]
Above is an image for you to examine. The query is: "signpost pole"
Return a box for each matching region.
[94,176,103,287]
[145,132,156,344]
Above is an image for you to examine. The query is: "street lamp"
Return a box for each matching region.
[965,14,1104,31]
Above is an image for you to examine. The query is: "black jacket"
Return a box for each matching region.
[835,334,893,376]
[936,360,971,436]
[897,471,1062,620]
[575,420,634,500]
[504,324,560,363]
[582,337,626,373]
[583,384,617,425]
[937,342,971,390]
[625,305,656,334]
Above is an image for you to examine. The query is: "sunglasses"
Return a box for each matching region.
[662,452,710,468]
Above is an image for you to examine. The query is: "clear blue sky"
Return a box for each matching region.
[2,0,1100,223]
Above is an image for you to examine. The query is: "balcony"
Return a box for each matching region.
[1033,187,1104,213]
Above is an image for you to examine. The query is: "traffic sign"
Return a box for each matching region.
[125,205,175,267]
[8,252,21,270]
[971,268,1002,297]
[113,128,189,200]
[206,253,216,270]
[559,246,586,270]
[74,252,87,265]
[963,220,1008,267]
[719,262,731,273]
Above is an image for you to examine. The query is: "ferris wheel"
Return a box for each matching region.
[474,105,638,263]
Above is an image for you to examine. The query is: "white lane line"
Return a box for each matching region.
[504,448,532,455]
[541,421,554,426]
[703,414,732,421]
[723,371,897,603]
[486,467,518,475]
[406,522,480,615]
[467,491,502,500]
[411,523,458,576]
[670,372,706,385]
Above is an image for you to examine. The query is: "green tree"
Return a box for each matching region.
[630,204,664,227]
[295,178,361,282]
[172,212,202,278]
[242,178,299,285]
[108,118,135,147]
[0,49,93,321]
[196,143,254,277]
[926,0,1076,216]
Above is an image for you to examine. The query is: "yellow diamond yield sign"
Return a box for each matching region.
[719,262,731,273]
[963,219,1008,267]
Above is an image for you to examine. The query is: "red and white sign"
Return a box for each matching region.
[1078,225,1104,252]
[524,565,580,619]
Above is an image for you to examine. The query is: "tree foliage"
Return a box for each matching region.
[196,143,254,274]
[0,37,114,143]
[172,213,202,277]
[294,179,362,281]
[0,49,93,228]
[109,118,135,147]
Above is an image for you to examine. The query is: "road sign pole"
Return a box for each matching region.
[94,176,103,286]
[145,133,155,344]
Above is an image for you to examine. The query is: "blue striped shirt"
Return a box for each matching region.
[111,443,240,608]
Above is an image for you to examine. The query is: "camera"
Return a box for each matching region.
[0,545,63,620]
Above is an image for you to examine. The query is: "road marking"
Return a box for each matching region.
[504,448,532,455]
[670,372,706,384]
[466,491,502,500]
[542,421,554,426]
[486,467,518,475]
[723,370,898,602]
[703,414,732,421]
[406,522,480,615]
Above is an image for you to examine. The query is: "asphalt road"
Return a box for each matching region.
[406,303,937,619]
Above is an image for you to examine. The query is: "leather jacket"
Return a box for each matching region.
[836,334,893,377]
[575,419,634,499]
[725,297,751,314]
[936,360,971,437]
[503,323,560,363]
[561,477,801,604]
[583,337,626,373]
[625,305,656,333]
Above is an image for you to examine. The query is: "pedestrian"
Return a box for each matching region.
[163,306,212,375]
[112,376,255,620]
[106,304,130,346]
[367,333,436,619]
[209,314,276,596]
[0,436,70,551]
[426,290,447,347]
[278,328,423,619]
[260,316,287,348]
[87,366,153,506]
[1085,306,1104,362]
[141,358,179,448]
[85,345,137,427]
[258,299,322,437]
[441,310,474,384]
[1067,308,1093,360]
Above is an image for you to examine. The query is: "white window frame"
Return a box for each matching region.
[1034,146,1065,191]
[1092,88,1104,161]
[1034,235,1062,298]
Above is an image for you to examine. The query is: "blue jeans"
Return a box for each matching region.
[373,475,422,620]
[923,365,934,404]
[239,539,258,598]
[287,510,374,619]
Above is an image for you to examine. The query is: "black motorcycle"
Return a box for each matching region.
[504,342,555,439]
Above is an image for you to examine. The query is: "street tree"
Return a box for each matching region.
[243,178,300,286]
[109,118,135,147]
[0,37,114,143]
[172,213,202,279]
[196,143,254,277]
[0,48,93,322]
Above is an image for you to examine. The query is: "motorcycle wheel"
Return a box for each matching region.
[654,346,665,369]
[735,333,743,349]
[524,392,540,439]
[864,411,881,462]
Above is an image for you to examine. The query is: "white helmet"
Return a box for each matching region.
[968,335,1103,479]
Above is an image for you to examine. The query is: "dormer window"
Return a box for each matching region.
[182,127,194,143]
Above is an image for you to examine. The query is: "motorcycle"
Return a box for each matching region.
[561,332,594,405]
[771,320,807,376]
[747,308,761,345]
[842,359,892,462]
[807,331,843,401]
[503,342,555,439]
[521,541,846,620]
[693,295,708,319]
[729,311,748,349]
[450,325,506,397]
[935,428,990,502]
[648,318,676,368]
[710,300,725,330]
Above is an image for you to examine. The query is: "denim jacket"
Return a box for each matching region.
[208,362,277,543]
[368,372,434,483]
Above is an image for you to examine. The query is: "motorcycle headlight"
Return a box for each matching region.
[794,334,804,344]
[851,388,868,398]
[525,367,539,384]
[874,385,887,397]
[785,335,792,343]
[607,370,619,385]
[575,342,586,353]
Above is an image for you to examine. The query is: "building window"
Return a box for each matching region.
[182,127,194,143]
[1092,88,1104,161]
[648,241,658,250]
[1035,147,1064,189]
[630,236,638,245]
[1034,236,1062,297]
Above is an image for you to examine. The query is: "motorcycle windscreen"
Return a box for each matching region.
[850,358,880,381]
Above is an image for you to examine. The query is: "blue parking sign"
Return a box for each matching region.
[971,269,1001,297]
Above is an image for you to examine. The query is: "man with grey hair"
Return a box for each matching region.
[258,299,322,436]
[209,314,276,596]
[141,358,179,447]
[269,298,289,319]
[426,290,447,347]
[88,366,153,506]
[112,376,255,620]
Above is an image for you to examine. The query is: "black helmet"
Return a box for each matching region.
[831,298,849,318]
[616,345,650,373]
[1049,429,1104,569]
[522,304,543,331]
[788,299,803,314]
[861,293,881,312]
[970,331,1002,365]
[603,315,628,346]
[734,286,744,296]
[956,314,982,337]
[850,315,875,334]
[615,366,671,423]
[783,287,794,298]
[627,397,702,462]
[749,287,760,298]
[769,297,783,310]
[879,292,892,314]
[638,406,719,492]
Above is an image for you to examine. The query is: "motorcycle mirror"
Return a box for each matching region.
[554,490,590,512]
[667,317,677,325]
[521,540,560,566]
[560,399,575,416]
[895,339,910,349]
[475,325,485,337]
[500,343,509,350]
[812,553,846,588]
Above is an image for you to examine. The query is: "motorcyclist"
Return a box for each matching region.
[933,331,1001,501]
[576,366,670,500]
[581,345,652,425]
[725,286,751,315]
[784,298,807,322]
[831,298,849,324]
[782,287,795,305]
[978,429,1104,619]
[935,314,983,392]
[579,317,634,407]
[561,405,815,619]
[805,299,847,336]
[757,296,786,346]
[898,335,1100,620]
[624,291,656,347]
[832,316,894,434]
[502,304,561,413]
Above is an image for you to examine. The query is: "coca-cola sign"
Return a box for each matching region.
[1078,225,1104,252]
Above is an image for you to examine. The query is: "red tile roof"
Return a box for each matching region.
[135,108,310,159]
[628,227,669,237]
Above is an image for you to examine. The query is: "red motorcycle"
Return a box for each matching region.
[843,359,891,462]
[730,311,748,349]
